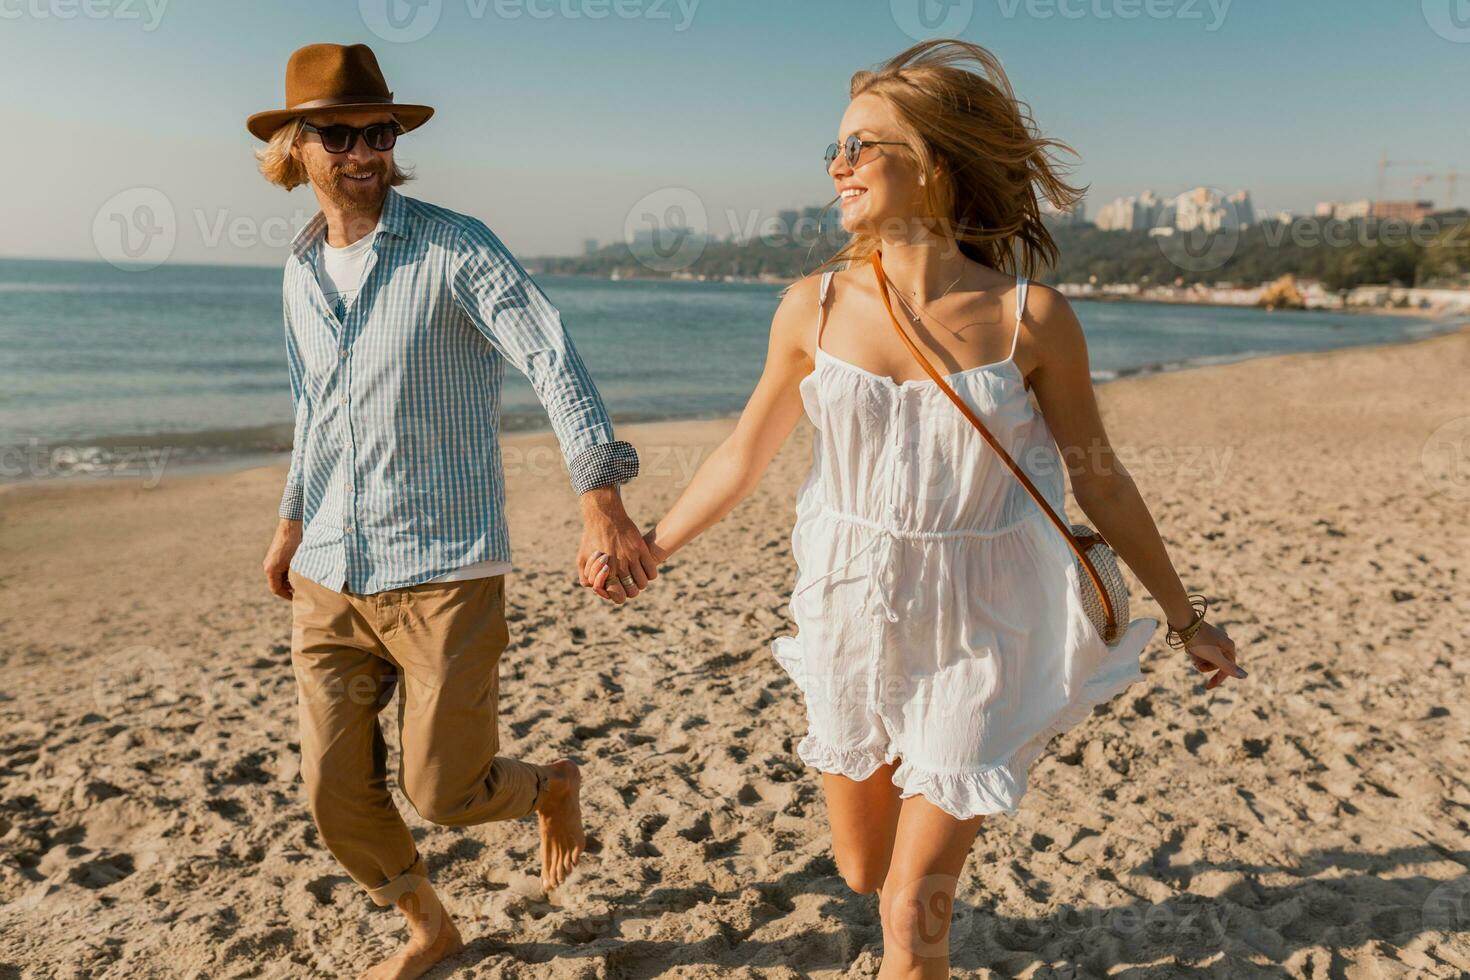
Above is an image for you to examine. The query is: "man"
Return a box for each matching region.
[251,43,655,979]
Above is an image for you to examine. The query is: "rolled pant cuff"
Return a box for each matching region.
[365,852,428,908]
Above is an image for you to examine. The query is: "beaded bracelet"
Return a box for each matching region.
[1165,593,1210,649]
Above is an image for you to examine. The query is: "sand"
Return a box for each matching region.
[2,326,1469,978]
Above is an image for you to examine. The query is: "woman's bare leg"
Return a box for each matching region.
[821,760,904,895]
[876,793,985,979]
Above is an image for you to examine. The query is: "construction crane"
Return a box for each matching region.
[1407,168,1463,207]
[1378,150,1431,200]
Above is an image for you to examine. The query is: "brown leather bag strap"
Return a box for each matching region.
[868,252,1118,635]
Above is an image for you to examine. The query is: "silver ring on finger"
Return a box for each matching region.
[619,575,636,589]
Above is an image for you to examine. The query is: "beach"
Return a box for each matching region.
[2,325,1469,977]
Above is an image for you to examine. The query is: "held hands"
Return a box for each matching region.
[576,486,662,604]
[583,526,670,605]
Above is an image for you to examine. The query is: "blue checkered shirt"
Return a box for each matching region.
[279,187,638,594]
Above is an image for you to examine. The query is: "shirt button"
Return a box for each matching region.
[340,393,348,405]
[344,524,355,535]
[339,349,348,359]
[345,482,354,493]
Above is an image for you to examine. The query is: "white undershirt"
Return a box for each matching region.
[315,223,378,321]
[423,557,513,584]
[313,222,511,588]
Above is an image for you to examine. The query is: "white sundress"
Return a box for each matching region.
[770,269,1160,821]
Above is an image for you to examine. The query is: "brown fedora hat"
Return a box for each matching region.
[246,42,433,141]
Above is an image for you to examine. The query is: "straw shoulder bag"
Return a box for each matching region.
[869,253,1132,645]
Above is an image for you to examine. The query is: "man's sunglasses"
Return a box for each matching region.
[825,133,907,171]
[301,121,404,154]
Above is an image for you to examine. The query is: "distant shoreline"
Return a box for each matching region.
[7,318,1466,491]
[531,270,1465,317]
[1066,293,1443,316]
[3,256,1460,317]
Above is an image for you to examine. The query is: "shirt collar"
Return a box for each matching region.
[378,186,409,241]
[289,186,410,261]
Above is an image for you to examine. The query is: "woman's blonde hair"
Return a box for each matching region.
[822,39,1084,278]
[254,116,416,191]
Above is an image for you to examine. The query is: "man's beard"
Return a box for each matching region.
[310,160,388,214]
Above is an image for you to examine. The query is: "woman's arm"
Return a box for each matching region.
[651,275,820,556]
[587,275,820,598]
[1024,285,1244,683]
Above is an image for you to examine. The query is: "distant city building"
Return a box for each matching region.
[1097,187,1252,233]
[1171,187,1253,233]
[802,204,845,238]
[1042,196,1087,226]
[631,226,701,249]
[1316,200,1373,220]
[1228,190,1255,227]
[583,238,599,256]
[756,205,848,244]
[1095,190,1163,231]
[1312,199,1435,221]
[1370,200,1435,221]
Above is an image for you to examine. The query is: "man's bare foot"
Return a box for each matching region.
[536,759,585,892]
[358,879,464,980]
[358,923,463,980]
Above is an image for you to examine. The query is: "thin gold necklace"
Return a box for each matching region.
[897,273,962,313]
[891,281,974,341]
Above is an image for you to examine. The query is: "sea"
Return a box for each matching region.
[1,257,1461,481]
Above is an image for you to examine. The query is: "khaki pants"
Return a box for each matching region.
[288,568,544,906]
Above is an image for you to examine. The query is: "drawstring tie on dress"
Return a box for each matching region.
[792,504,903,623]
[792,507,1041,625]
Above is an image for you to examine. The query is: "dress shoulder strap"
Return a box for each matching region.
[816,270,836,346]
[1010,275,1029,360]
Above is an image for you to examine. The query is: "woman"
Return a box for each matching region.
[589,39,1245,977]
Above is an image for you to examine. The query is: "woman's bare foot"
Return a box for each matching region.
[536,759,585,892]
[359,878,464,980]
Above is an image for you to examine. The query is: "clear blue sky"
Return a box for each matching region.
[4,0,1466,265]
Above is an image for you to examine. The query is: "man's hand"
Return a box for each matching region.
[264,518,302,600]
[577,486,657,604]
[586,527,670,602]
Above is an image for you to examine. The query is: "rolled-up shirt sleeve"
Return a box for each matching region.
[450,220,638,494]
[279,296,309,521]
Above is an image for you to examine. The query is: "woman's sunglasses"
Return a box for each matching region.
[824,133,907,171]
[301,121,403,154]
